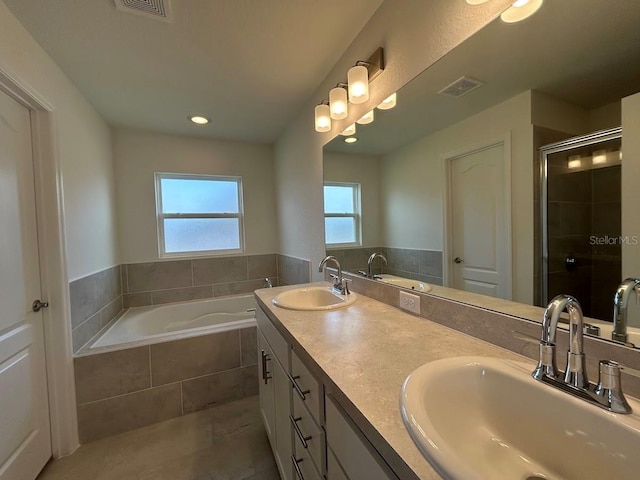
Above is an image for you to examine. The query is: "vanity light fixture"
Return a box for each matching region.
[314,101,331,133]
[501,0,544,23]
[592,150,607,165]
[377,92,397,110]
[330,86,348,120]
[344,137,358,144]
[356,109,374,125]
[567,155,582,169]
[189,115,210,125]
[466,0,544,23]
[340,123,356,136]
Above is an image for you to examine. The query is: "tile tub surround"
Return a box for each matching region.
[327,246,443,285]
[74,326,258,443]
[70,265,124,353]
[122,254,279,308]
[276,254,311,286]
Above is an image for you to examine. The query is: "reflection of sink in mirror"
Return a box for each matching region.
[401,357,640,480]
[322,0,640,348]
[377,274,431,292]
[272,286,357,311]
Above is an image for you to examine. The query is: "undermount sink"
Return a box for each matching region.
[272,286,357,311]
[377,274,431,292]
[400,356,640,480]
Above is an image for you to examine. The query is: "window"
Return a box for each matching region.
[324,182,361,246]
[155,173,244,257]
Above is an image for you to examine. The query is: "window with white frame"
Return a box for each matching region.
[323,182,361,246]
[155,173,244,257]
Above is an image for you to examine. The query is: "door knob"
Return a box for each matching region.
[453,257,464,264]
[32,300,49,312]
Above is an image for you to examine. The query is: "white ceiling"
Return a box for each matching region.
[4,0,383,142]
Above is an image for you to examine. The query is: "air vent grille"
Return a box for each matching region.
[438,76,484,98]
[114,0,173,22]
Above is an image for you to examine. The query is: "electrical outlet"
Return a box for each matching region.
[399,290,420,314]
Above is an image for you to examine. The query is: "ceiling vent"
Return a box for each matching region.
[438,76,484,98]
[114,0,173,22]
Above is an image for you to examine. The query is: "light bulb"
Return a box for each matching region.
[356,110,374,125]
[314,104,331,133]
[329,87,348,120]
[568,155,581,169]
[377,92,397,110]
[465,0,490,4]
[340,123,356,136]
[592,150,607,165]
[189,115,210,125]
[348,65,369,104]
[501,0,543,23]
[344,137,358,144]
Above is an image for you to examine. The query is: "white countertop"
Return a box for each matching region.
[255,282,531,480]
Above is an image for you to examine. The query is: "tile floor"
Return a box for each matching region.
[37,396,281,480]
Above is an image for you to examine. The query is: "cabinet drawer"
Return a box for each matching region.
[325,395,397,480]
[292,429,323,480]
[326,448,349,480]
[257,307,290,371]
[291,350,323,425]
[292,391,325,474]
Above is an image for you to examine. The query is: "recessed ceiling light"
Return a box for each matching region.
[189,115,210,125]
[345,137,358,144]
[501,0,544,23]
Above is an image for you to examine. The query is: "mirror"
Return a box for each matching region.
[322,0,640,346]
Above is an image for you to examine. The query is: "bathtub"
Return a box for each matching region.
[88,294,257,351]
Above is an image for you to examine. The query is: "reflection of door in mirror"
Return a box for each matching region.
[447,141,510,299]
[541,129,622,321]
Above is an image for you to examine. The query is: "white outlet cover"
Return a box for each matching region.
[399,290,420,315]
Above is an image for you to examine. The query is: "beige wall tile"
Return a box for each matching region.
[124,292,153,308]
[75,346,151,404]
[127,260,192,293]
[247,254,277,280]
[192,257,248,285]
[181,366,258,414]
[150,331,241,386]
[240,327,258,366]
[77,383,182,443]
[152,286,212,305]
[212,278,268,297]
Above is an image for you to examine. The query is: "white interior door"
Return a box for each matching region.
[0,89,51,479]
[449,142,511,299]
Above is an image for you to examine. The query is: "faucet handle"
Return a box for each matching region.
[595,360,632,414]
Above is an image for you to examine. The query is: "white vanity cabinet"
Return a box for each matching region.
[257,308,293,480]
[257,305,398,480]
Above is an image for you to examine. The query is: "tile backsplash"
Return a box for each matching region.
[326,246,443,285]
[70,254,310,353]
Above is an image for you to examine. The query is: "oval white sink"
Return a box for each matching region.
[377,274,431,292]
[272,286,357,311]
[401,356,640,480]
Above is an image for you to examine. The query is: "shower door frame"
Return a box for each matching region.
[539,127,622,307]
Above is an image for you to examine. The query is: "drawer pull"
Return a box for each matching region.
[291,455,305,480]
[261,350,272,384]
[289,415,312,448]
[290,374,311,400]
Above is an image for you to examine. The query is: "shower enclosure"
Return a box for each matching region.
[540,128,622,320]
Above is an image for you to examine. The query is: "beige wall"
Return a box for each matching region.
[381,91,534,303]
[113,128,278,263]
[0,2,119,281]
[323,152,381,247]
[275,0,514,281]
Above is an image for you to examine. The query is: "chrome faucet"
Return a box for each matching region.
[367,252,388,279]
[532,294,631,413]
[612,278,640,343]
[318,256,350,295]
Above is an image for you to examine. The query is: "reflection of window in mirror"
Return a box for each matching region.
[323,182,361,247]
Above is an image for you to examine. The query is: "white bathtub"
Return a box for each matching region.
[88,294,257,351]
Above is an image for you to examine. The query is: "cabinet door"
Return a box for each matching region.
[258,332,275,441]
